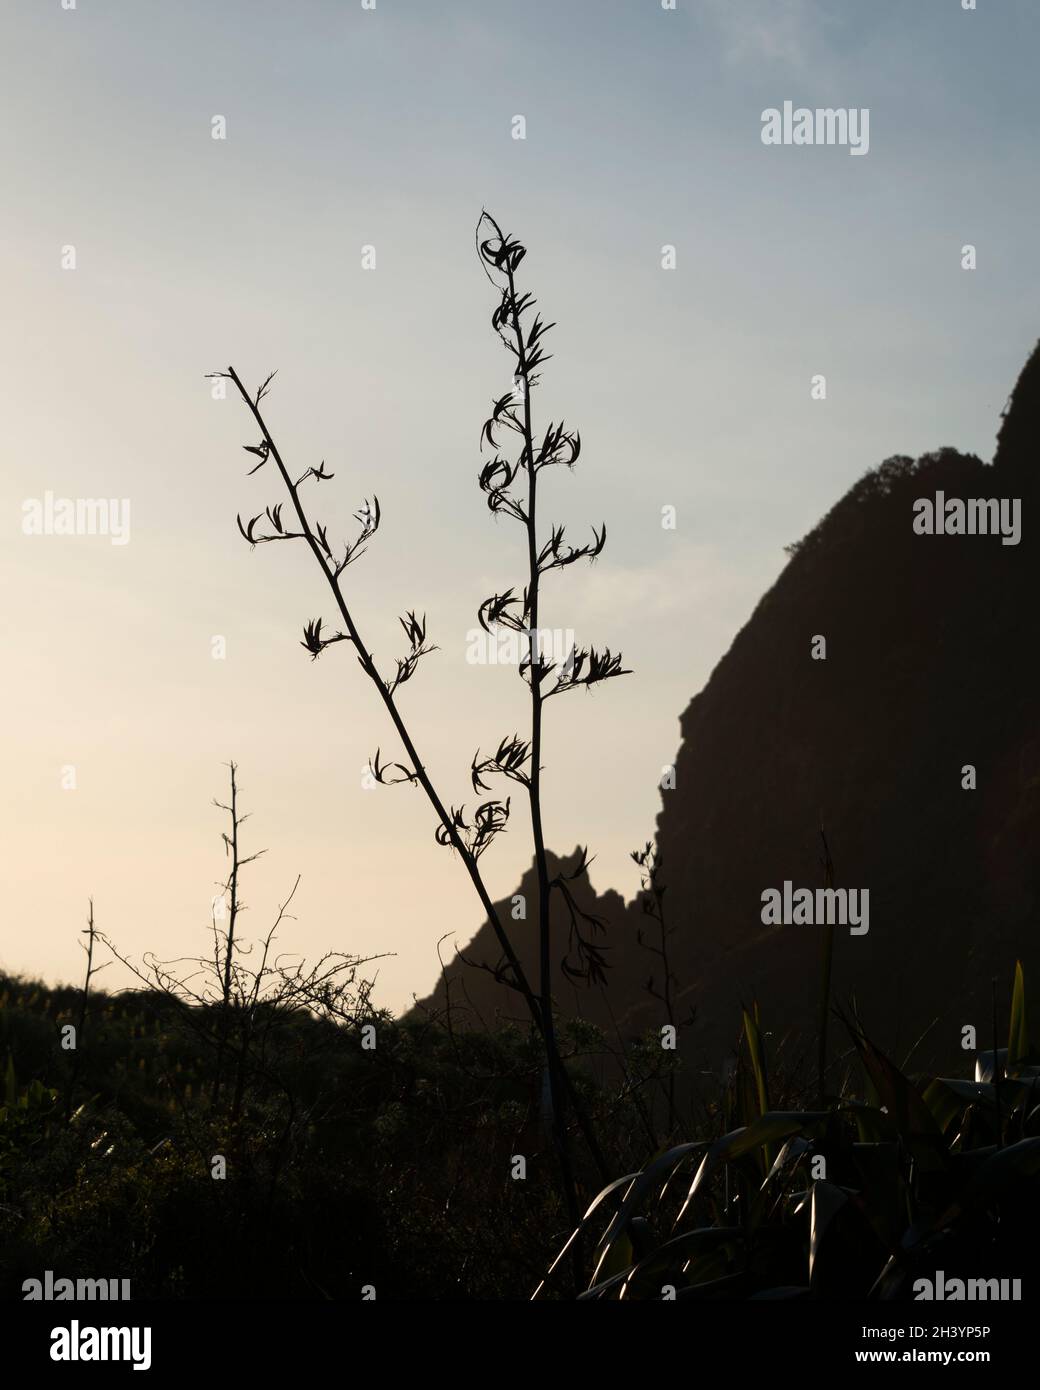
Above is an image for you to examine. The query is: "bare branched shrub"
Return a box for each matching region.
[96,765,385,1136]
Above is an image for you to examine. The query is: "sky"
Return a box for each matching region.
[2,0,1038,1014]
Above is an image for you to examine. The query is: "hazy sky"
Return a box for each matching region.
[2,0,1037,1013]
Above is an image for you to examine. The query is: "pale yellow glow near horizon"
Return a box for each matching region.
[1,0,1031,1013]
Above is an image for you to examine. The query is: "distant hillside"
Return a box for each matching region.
[416,341,1040,1078]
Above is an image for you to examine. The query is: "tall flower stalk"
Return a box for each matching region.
[473,212,629,1211]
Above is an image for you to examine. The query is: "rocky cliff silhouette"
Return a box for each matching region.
[417,341,1040,1078]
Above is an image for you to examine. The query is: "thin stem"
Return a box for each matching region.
[817,829,836,1105]
[66,899,100,1123]
[499,252,579,1228]
[213,762,240,1104]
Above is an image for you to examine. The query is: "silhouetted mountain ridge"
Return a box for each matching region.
[417,341,1040,1075]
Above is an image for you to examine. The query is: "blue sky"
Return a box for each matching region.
[2,0,1037,1011]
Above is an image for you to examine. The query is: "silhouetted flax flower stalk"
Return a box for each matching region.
[209,214,623,1219]
[472,211,629,1218]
